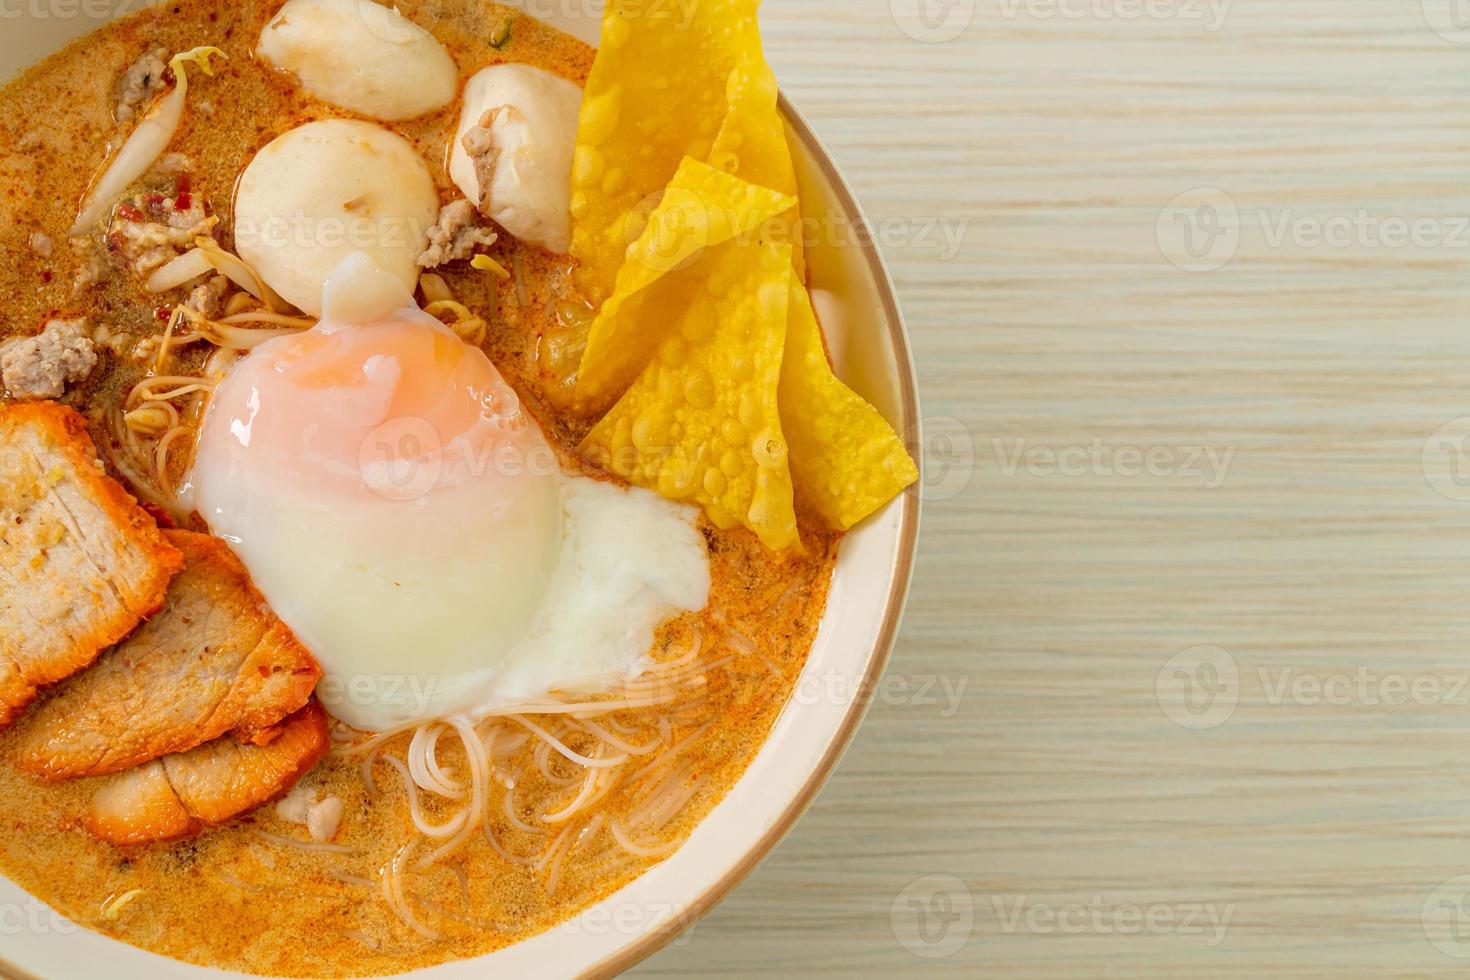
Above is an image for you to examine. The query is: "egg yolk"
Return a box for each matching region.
[190,311,566,731]
[214,315,548,501]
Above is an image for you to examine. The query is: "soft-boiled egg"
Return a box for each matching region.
[189,255,710,731]
[449,64,582,254]
[257,0,458,121]
[234,120,440,317]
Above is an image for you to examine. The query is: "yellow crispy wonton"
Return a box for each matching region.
[581,240,800,552]
[779,284,919,530]
[708,33,805,277]
[570,0,761,305]
[572,0,918,549]
[574,157,795,417]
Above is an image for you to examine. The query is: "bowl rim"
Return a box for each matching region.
[0,96,922,980]
[577,94,924,980]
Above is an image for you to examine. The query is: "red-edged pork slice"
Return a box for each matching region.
[0,403,183,727]
[19,530,321,779]
[85,701,330,846]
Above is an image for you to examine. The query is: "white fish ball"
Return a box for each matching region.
[234,120,440,316]
[258,0,458,121]
[449,64,582,255]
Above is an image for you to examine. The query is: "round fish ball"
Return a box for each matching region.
[258,0,458,121]
[234,120,440,317]
[449,64,582,255]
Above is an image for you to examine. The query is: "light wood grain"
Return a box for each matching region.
[633,0,1470,977]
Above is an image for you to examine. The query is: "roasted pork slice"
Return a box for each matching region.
[0,403,183,728]
[85,701,329,846]
[18,530,322,780]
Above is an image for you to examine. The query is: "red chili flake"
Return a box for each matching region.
[155,306,173,322]
[175,192,193,211]
[116,202,143,222]
[162,66,176,86]
[176,172,192,196]
[143,192,165,208]
[40,271,52,283]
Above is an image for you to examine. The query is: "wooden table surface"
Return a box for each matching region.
[634,1,1470,977]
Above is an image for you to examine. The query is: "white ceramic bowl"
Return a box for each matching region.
[0,4,921,977]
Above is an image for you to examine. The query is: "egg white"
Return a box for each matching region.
[190,256,710,732]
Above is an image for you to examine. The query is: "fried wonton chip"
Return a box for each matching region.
[574,157,795,416]
[570,2,914,545]
[570,0,760,304]
[779,285,919,530]
[708,36,805,277]
[580,240,800,552]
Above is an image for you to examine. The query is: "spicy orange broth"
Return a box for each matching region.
[0,2,836,975]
